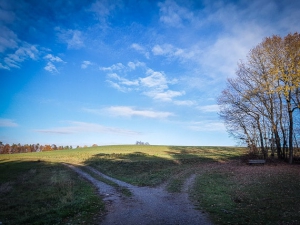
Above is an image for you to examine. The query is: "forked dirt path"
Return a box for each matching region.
[65,164,213,225]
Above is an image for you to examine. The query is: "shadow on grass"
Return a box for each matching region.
[83,147,230,186]
[167,146,244,162]
[85,152,176,186]
[0,160,104,225]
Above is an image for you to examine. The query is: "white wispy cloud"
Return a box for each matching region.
[43,54,65,73]
[34,121,140,135]
[152,43,201,65]
[173,100,195,106]
[201,29,265,77]
[105,106,174,118]
[0,62,10,70]
[139,69,182,102]
[3,43,39,69]
[100,63,125,71]
[107,72,139,92]
[158,0,194,28]
[106,80,130,92]
[44,62,58,73]
[0,25,18,53]
[89,0,121,26]
[108,73,139,86]
[0,7,47,70]
[153,0,300,85]
[44,54,63,62]
[127,61,145,70]
[56,28,85,49]
[144,89,184,102]
[102,62,188,103]
[197,104,220,113]
[140,69,169,89]
[81,60,92,69]
[187,120,226,132]
[0,119,18,127]
[130,43,150,58]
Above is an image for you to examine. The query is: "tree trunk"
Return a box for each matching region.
[273,127,282,159]
[288,92,294,164]
[256,118,266,159]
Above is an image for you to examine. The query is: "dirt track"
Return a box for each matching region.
[65,164,213,225]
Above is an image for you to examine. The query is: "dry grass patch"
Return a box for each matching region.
[192,161,300,225]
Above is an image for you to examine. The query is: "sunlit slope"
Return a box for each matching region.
[0,145,246,164]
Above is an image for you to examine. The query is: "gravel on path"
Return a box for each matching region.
[65,164,213,225]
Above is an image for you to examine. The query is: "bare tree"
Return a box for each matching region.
[219,33,300,163]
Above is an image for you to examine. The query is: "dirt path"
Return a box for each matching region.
[65,164,213,225]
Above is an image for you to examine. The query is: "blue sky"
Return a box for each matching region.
[1,0,300,147]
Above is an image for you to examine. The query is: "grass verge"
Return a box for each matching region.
[0,160,105,225]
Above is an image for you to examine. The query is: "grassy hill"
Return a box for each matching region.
[1,145,300,225]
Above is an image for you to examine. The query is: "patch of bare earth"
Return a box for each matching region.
[65,164,213,225]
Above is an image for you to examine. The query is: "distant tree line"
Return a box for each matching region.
[136,141,150,145]
[0,142,96,154]
[218,33,300,163]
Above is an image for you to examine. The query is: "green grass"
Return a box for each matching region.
[83,146,244,186]
[0,160,105,225]
[0,145,246,224]
[0,145,245,165]
[2,145,300,224]
[1,145,243,224]
[8,145,293,225]
[86,152,177,186]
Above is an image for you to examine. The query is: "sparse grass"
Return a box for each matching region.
[166,168,196,193]
[79,166,132,197]
[192,164,300,225]
[0,160,105,225]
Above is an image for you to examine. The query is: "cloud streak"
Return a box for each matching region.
[81,60,92,69]
[0,119,18,127]
[197,104,220,113]
[105,106,174,118]
[84,106,174,119]
[34,121,140,135]
[3,43,39,69]
[187,120,226,132]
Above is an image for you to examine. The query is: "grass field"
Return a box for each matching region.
[1,145,300,224]
[0,160,105,225]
